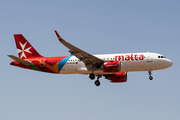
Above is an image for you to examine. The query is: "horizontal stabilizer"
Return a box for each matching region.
[8,55,31,65]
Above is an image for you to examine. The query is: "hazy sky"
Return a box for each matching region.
[1,0,180,120]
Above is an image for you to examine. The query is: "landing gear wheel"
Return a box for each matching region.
[149,76,153,80]
[89,73,95,80]
[95,80,100,86]
[148,71,153,80]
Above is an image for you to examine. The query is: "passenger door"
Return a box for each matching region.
[147,53,152,62]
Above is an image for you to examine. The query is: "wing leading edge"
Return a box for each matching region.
[54,30,104,71]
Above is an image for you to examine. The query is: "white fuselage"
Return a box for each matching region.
[59,52,173,75]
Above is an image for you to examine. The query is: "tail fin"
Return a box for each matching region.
[14,34,42,59]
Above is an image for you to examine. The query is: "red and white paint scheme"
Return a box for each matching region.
[8,30,173,86]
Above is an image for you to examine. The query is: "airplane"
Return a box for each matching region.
[8,30,173,86]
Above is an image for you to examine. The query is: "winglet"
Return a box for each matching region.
[54,30,63,41]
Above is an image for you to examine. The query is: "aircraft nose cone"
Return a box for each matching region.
[166,59,173,68]
[169,60,173,67]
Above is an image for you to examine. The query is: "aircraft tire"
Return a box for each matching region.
[89,73,95,80]
[95,80,100,86]
[149,76,153,80]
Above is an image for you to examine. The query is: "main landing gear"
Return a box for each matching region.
[148,71,153,80]
[89,73,95,80]
[95,80,100,86]
[89,73,101,86]
[94,75,102,86]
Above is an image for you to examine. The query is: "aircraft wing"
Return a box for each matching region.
[55,30,104,70]
[8,55,31,65]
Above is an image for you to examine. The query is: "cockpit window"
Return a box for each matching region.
[158,56,166,58]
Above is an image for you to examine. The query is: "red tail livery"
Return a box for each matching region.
[14,34,42,59]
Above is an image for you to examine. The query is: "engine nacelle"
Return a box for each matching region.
[105,72,127,83]
[101,61,121,72]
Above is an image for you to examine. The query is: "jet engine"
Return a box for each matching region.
[101,61,121,72]
[104,72,127,83]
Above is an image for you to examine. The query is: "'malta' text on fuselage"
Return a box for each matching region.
[115,54,144,61]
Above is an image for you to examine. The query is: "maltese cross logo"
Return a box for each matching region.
[17,42,32,59]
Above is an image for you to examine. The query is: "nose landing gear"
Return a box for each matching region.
[148,71,153,80]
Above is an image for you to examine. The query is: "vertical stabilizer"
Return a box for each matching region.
[14,34,42,59]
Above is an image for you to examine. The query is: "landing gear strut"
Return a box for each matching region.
[148,71,153,80]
